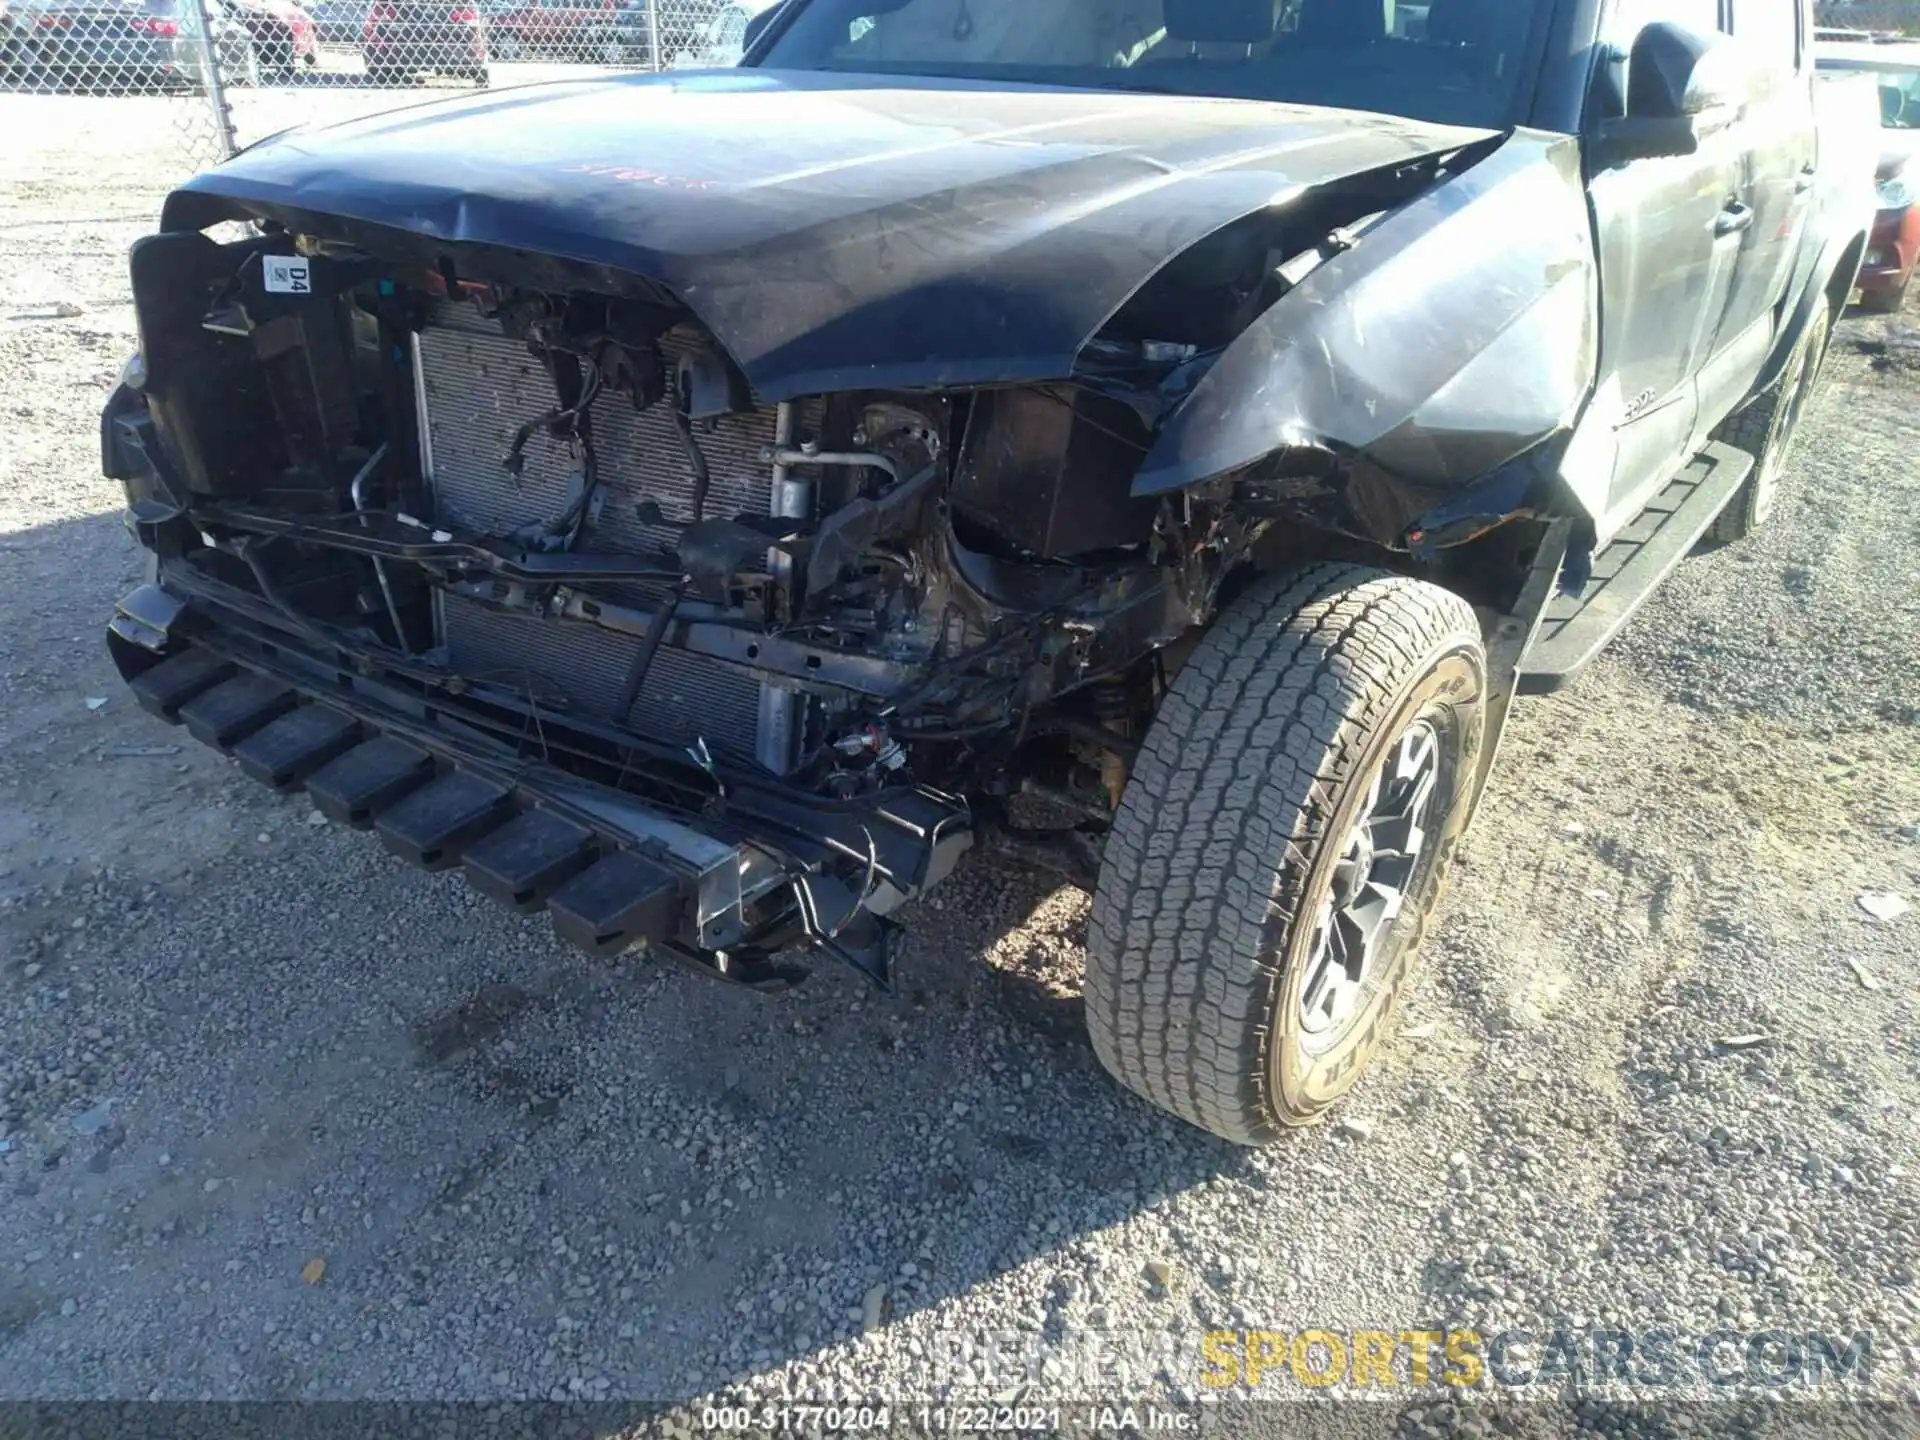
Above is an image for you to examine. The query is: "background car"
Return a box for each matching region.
[229,0,314,72]
[581,0,732,66]
[362,0,483,81]
[481,0,608,59]
[1,0,257,91]
[302,0,361,42]
[1818,40,1920,312]
[664,0,749,67]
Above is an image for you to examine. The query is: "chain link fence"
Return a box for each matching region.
[2,0,759,179]
[1814,0,1920,32]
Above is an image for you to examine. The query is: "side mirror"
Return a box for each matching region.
[1592,21,1751,167]
[741,1,777,51]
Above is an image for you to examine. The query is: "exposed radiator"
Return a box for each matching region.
[415,301,788,767]
[437,593,766,759]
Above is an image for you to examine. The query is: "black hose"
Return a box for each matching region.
[542,408,600,549]
[671,407,711,525]
[503,355,601,482]
[613,579,687,725]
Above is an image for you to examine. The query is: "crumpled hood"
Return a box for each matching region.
[164,69,1493,400]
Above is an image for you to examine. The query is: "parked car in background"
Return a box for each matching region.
[1818,40,1920,311]
[230,0,314,72]
[303,0,361,42]
[362,0,483,81]
[481,0,608,59]
[583,0,730,66]
[665,0,750,67]
[1,0,257,91]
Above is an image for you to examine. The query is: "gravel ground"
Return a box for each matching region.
[2,93,1918,1425]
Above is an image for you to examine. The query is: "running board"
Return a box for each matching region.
[1518,441,1753,695]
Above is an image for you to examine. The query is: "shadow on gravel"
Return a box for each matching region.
[0,504,1270,1402]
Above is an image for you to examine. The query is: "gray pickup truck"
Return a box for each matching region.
[102,0,1874,1143]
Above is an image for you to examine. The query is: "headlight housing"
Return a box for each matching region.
[1879,173,1914,210]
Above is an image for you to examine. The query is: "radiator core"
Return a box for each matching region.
[416,301,783,766]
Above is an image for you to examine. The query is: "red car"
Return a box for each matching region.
[1818,42,1920,313]
[231,0,316,74]
[482,0,612,60]
[1862,156,1920,312]
[362,0,485,82]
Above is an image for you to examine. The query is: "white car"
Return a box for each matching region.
[667,0,749,66]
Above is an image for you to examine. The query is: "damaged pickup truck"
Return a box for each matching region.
[102,0,1872,1143]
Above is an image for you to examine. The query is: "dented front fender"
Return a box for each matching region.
[1132,130,1598,520]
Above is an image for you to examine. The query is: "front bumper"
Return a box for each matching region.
[1859,204,1920,295]
[107,577,971,991]
[35,35,191,86]
[364,31,484,68]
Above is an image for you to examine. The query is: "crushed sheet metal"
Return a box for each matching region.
[158,71,1494,403]
[1132,130,1598,502]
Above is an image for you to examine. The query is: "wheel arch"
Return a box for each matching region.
[1752,226,1867,399]
[1823,229,1869,318]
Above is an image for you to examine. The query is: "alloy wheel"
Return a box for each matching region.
[1297,716,1441,1053]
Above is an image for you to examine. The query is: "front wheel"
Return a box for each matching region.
[1085,564,1487,1144]
[1705,294,1831,544]
[366,57,419,84]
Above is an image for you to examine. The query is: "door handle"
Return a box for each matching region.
[1714,202,1754,237]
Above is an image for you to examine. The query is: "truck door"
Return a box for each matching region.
[1695,0,1817,430]
[1586,0,1746,528]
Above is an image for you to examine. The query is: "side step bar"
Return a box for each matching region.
[1518,441,1753,695]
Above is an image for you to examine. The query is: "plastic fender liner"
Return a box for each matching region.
[1132,130,1599,532]
[1751,223,1862,401]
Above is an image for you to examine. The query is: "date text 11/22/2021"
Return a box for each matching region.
[697,1405,1193,1432]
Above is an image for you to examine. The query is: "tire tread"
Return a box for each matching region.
[1085,564,1481,1144]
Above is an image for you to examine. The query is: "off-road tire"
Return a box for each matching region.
[1085,564,1486,1144]
[1706,294,1831,544]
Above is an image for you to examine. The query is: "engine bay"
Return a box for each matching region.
[111,220,1318,865]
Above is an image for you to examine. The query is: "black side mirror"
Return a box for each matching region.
[741,1,778,52]
[1591,21,1749,167]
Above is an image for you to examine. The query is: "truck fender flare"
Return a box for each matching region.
[1755,225,1866,397]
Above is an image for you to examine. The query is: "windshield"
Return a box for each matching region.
[1818,61,1920,128]
[753,0,1548,127]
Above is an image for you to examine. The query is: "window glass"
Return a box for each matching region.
[757,0,1553,127]
[1835,65,1920,128]
[1729,0,1797,71]
[1603,0,1722,47]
